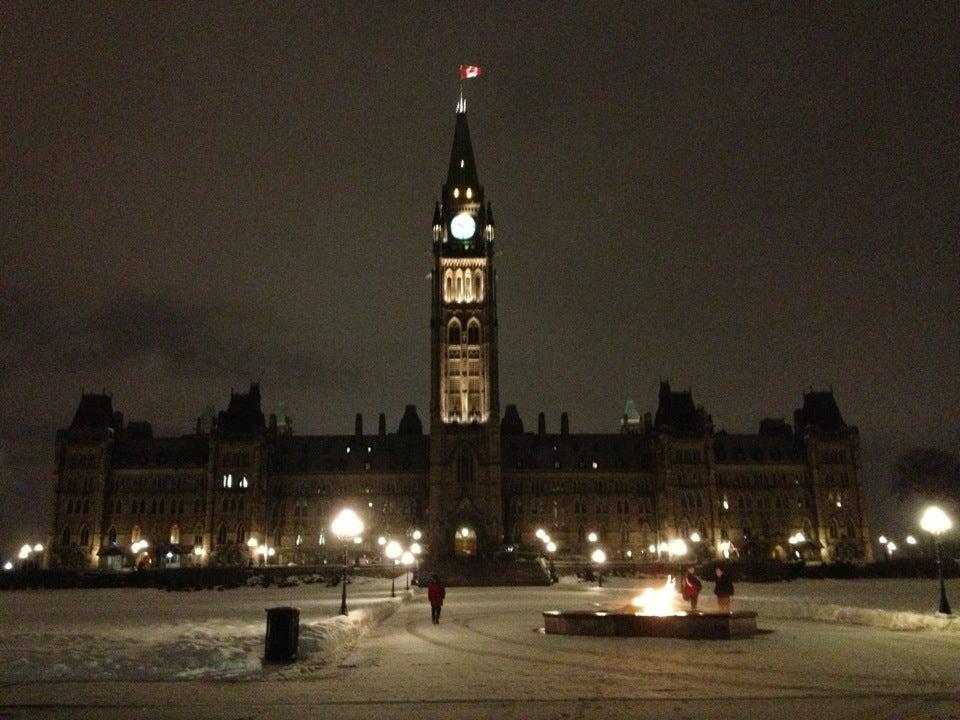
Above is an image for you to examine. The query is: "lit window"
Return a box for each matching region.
[466,187,472,199]
[346,446,351,454]
[592,461,598,470]
[240,476,249,488]
[460,159,464,168]
[453,188,460,198]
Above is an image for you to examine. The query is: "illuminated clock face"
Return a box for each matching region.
[450,212,476,240]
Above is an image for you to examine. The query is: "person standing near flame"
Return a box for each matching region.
[681,565,702,611]
[714,566,734,612]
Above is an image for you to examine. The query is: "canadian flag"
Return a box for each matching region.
[459,65,482,79]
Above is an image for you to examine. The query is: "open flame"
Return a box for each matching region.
[630,575,679,615]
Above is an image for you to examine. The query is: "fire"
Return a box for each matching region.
[630,575,679,615]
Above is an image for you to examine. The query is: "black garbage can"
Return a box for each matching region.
[264,606,299,662]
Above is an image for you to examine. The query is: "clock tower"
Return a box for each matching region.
[427,95,503,558]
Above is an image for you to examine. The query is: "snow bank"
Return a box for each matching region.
[0,578,408,682]
[745,597,960,632]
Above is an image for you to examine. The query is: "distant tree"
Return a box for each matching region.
[893,448,960,503]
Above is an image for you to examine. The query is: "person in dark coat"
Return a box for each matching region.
[681,564,703,611]
[427,574,446,624]
[714,566,734,612]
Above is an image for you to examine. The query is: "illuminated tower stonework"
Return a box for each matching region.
[427,97,503,557]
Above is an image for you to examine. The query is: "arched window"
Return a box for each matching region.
[235,524,245,544]
[467,321,480,344]
[464,269,473,302]
[170,524,180,545]
[829,518,839,540]
[217,523,227,545]
[448,320,461,345]
[131,525,142,543]
[474,269,483,301]
[79,524,89,546]
[455,269,464,302]
[457,447,475,484]
[108,526,117,544]
[444,270,454,302]
[61,526,71,546]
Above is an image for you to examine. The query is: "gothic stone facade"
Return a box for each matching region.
[48,104,872,569]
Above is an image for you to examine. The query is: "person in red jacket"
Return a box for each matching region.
[427,574,446,624]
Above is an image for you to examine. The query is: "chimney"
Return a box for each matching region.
[378,413,386,438]
[538,412,546,436]
[560,412,569,436]
[354,413,363,437]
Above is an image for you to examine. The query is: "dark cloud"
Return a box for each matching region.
[0,2,957,554]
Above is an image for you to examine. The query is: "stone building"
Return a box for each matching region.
[48,99,872,569]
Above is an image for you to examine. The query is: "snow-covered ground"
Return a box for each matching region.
[1,577,959,719]
[0,575,406,681]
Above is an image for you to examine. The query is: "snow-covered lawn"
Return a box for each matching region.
[0,575,957,686]
[0,576,405,682]
[1,578,960,719]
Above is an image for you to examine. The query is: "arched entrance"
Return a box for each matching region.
[454,526,478,556]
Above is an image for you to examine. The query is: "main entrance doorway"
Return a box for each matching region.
[454,526,477,556]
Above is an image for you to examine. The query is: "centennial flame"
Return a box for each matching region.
[630,576,679,615]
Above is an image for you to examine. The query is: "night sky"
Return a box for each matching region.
[1,3,957,557]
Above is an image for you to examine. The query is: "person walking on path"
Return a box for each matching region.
[681,564,703,611]
[714,566,734,612]
[427,574,446,624]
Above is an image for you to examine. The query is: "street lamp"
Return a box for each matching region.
[18,544,31,560]
[332,508,364,615]
[412,529,422,541]
[2,561,11,571]
[668,538,688,560]
[385,540,402,597]
[33,543,44,553]
[587,532,598,543]
[401,551,414,591]
[920,506,953,615]
[591,548,606,587]
[546,541,557,554]
[906,535,917,546]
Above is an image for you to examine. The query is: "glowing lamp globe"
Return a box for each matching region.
[906,535,917,545]
[401,551,415,566]
[920,506,952,536]
[385,540,402,561]
[546,541,557,553]
[19,544,31,559]
[690,532,701,543]
[587,532,598,543]
[410,542,422,555]
[412,530,422,541]
[247,538,258,549]
[33,543,44,553]
[535,528,546,540]
[332,509,364,540]
[590,549,606,564]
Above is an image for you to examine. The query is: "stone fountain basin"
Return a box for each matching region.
[542,610,757,640]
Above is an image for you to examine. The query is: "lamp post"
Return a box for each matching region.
[385,540,402,597]
[591,548,606,587]
[332,509,364,616]
[920,506,953,615]
[401,551,414,590]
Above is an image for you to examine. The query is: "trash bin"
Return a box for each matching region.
[264,606,299,662]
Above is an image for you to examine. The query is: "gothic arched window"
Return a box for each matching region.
[448,320,461,345]
[79,525,89,546]
[61,526,71,546]
[235,524,245,545]
[170,524,180,545]
[467,321,480,345]
[474,269,483,301]
[464,269,473,302]
[217,523,227,545]
[444,270,454,302]
[455,270,464,302]
[457,447,475,484]
[108,526,117,544]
